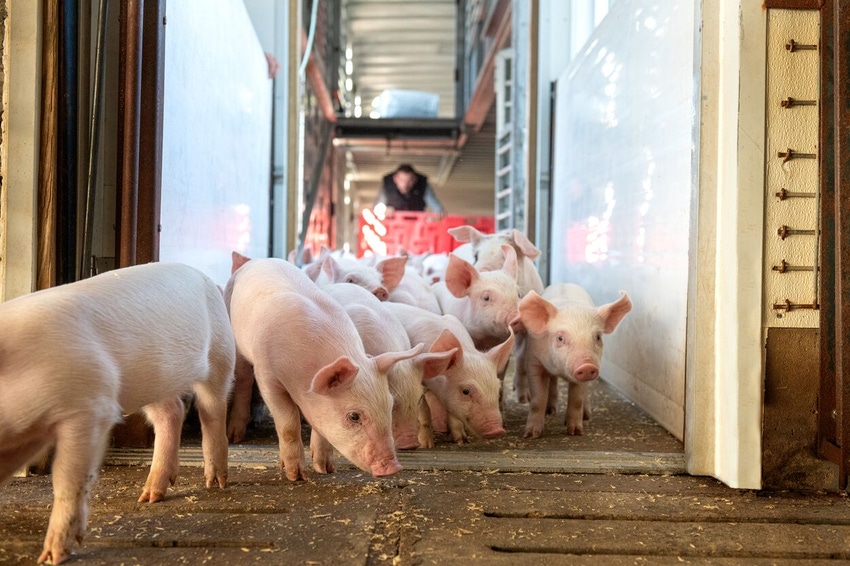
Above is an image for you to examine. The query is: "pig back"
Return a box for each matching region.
[0,262,234,416]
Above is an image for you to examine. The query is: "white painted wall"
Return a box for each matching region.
[158,0,273,287]
[550,0,696,440]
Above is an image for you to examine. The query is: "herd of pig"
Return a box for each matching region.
[0,226,631,564]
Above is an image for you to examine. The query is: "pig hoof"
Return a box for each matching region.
[523,428,542,439]
[227,426,247,444]
[205,472,228,489]
[38,548,68,565]
[138,489,166,503]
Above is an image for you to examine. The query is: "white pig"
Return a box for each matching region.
[307,251,407,302]
[322,283,454,450]
[385,302,514,444]
[448,226,546,404]
[448,226,544,297]
[0,262,235,565]
[431,245,522,351]
[225,257,419,480]
[517,283,632,439]
[388,266,443,314]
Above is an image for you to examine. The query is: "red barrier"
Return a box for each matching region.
[358,210,495,257]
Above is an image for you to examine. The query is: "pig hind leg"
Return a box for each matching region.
[546,375,559,415]
[138,396,185,503]
[227,354,255,444]
[38,413,114,565]
[192,366,232,491]
[0,433,52,483]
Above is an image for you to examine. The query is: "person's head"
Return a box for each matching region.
[392,164,419,194]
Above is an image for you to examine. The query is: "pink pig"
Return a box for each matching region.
[322,283,454,450]
[388,266,443,314]
[517,283,632,439]
[385,302,514,444]
[225,257,419,480]
[448,226,545,405]
[306,250,407,302]
[0,262,235,565]
[448,226,544,296]
[431,245,522,351]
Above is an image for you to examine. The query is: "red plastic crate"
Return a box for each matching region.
[358,210,495,257]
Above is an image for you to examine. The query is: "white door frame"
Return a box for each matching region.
[1,0,41,301]
[686,0,768,490]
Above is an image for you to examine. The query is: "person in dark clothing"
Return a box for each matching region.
[374,164,445,217]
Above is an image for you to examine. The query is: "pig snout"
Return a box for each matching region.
[481,425,507,439]
[473,416,506,439]
[370,457,403,477]
[573,363,599,382]
[372,286,390,301]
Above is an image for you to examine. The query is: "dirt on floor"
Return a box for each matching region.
[4,378,849,564]
[5,464,850,565]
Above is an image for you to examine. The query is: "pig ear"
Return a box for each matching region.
[448,225,484,245]
[598,291,632,334]
[444,254,478,298]
[430,329,464,369]
[321,255,341,282]
[416,348,458,379]
[487,328,515,373]
[376,256,407,292]
[303,259,322,281]
[373,343,424,374]
[518,291,557,335]
[301,247,314,265]
[310,356,359,395]
[231,251,251,274]
[500,244,518,279]
[510,230,541,259]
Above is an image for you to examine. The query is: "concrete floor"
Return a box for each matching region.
[4,380,849,564]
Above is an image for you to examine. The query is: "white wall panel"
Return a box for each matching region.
[159,0,272,287]
[551,1,696,439]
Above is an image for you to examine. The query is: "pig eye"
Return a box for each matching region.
[555,334,566,345]
[461,387,471,396]
[595,332,603,343]
[347,412,362,424]
[482,292,491,302]
[345,275,358,284]
[473,252,479,263]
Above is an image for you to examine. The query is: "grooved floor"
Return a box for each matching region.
[5,381,846,564]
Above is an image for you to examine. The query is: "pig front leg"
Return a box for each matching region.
[522,363,551,439]
[256,378,308,481]
[565,381,589,435]
[38,414,114,565]
[139,396,185,503]
[417,396,435,448]
[425,390,448,434]
[227,354,255,443]
[512,333,530,403]
[309,430,336,474]
[447,415,469,444]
